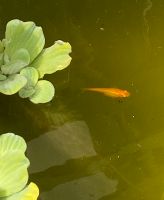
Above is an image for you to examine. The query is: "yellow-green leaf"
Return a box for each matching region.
[29,80,55,104]
[30,40,72,78]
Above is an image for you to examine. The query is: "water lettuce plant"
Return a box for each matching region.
[0,133,39,200]
[0,19,72,103]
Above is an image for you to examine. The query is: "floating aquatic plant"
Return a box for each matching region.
[0,19,72,103]
[0,133,39,200]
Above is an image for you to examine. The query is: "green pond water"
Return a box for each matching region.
[1,0,164,199]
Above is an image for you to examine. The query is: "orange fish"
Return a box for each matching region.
[84,88,130,98]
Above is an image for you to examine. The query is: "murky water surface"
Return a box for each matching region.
[1,0,164,199]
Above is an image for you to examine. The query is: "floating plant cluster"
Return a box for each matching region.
[0,19,72,200]
[0,19,72,103]
[0,133,39,200]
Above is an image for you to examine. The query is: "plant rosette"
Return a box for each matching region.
[0,133,39,200]
[0,19,72,103]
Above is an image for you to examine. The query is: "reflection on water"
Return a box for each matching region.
[1,0,164,199]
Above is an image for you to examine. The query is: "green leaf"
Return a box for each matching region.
[29,80,55,104]
[4,19,45,64]
[3,182,39,200]
[0,40,4,66]
[19,87,35,98]
[0,53,4,67]
[0,133,27,154]
[0,40,4,53]
[0,74,27,95]
[18,67,39,98]
[1,49,30,74]
[0,133,29,197]
[0,74,6,81]
[20,67,39,87]
[30,40,72,78]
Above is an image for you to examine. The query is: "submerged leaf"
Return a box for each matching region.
[29,80,55,104]
[0,133,29,197]
[0,74,27,95]
[30,40,72,78]
[4,19,45,64]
